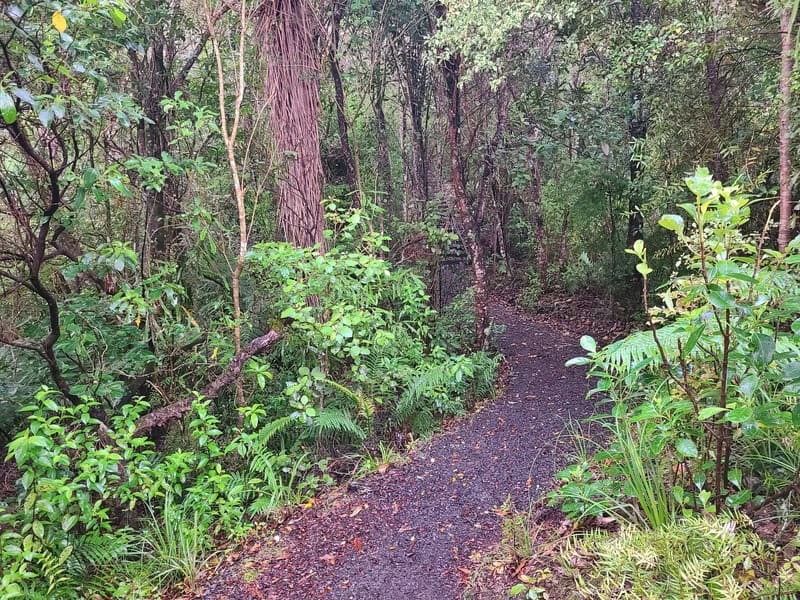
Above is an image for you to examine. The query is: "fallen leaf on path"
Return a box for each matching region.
[352,537,363,551]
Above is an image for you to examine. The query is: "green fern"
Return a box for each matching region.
[256,415,294,446]
[394,361,454,423]
[597,323,685,372]
[314,408,366,440]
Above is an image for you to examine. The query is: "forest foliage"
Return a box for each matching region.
[1,0,799,598]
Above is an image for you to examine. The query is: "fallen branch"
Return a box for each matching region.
[134,330,282,435]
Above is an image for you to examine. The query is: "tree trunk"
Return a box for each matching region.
[441,54,489,349]
[399,41,430,215]
[526,138,548,279]
[372,69,394,215]
[260,0,326,249]
[329,0,360,207]
[778,6,794,252]
[626,0,647,248]
[705,0,728,182]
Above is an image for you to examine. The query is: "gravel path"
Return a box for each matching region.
[196,301,593,600]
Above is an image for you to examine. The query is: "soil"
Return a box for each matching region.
[191,300,598,600]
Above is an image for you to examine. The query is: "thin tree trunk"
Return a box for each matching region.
[559,208,570,269]
[525,132,548,279]
[705,0,728,182]
[778,7,794,252]
[372,69,394,215]
[204,0,249,425]
[626,0,646,248]
[260,0,326,249]
[399,41,430,214]
[441,54,488,349]
[329,0,360,207]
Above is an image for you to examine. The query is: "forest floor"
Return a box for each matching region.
[189,300,606,600]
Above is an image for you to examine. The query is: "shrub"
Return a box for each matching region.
[553,169,800,527]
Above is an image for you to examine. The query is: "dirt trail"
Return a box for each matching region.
[197,301,593,600]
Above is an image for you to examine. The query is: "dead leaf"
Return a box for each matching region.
[319,553,336,565]
[352,537,363,551]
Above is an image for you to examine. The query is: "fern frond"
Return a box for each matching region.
[395,362,454,422]
[598,323,685,372]
[256,415,294,446]
[314,408,366,440]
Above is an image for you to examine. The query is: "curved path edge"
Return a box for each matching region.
[195,301,593,600]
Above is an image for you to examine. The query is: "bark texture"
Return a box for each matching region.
[260,0,326,249]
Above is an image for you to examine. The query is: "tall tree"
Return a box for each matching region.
[259,0,327,249]
[626,0,648,247]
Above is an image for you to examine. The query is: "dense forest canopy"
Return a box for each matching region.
[1,0,800,597]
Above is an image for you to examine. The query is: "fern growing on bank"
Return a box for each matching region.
[314,408,366,441]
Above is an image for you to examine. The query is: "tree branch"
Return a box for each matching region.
[133,330,282,435]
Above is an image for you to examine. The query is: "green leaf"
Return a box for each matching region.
[728,468,743,489]
[709,290,736,310]
[109,7,126,27]
[12,87,36,107]
[686,167,713,197]
[565,356,591,367]
[725,489,751,508]
[62,514,78,532]
[579,335,596,353]
[682,326,704,357]
[32,521,44,538]
[783,362,800,381]
[698,406,726,420]
[739,374,760,399]
[658,214,684,233]
[676,438,698,458]
[38,108,54,127]
[0,91,17,124]
[726,406,753,424]
[751,333,775,366]
[82,168,99,188]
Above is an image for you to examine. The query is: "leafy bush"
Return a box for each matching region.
[0,394,307,599]
[552,169,800,527]
[0,215,498,597]
[247,245,498,438]
[565,515,800,599]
